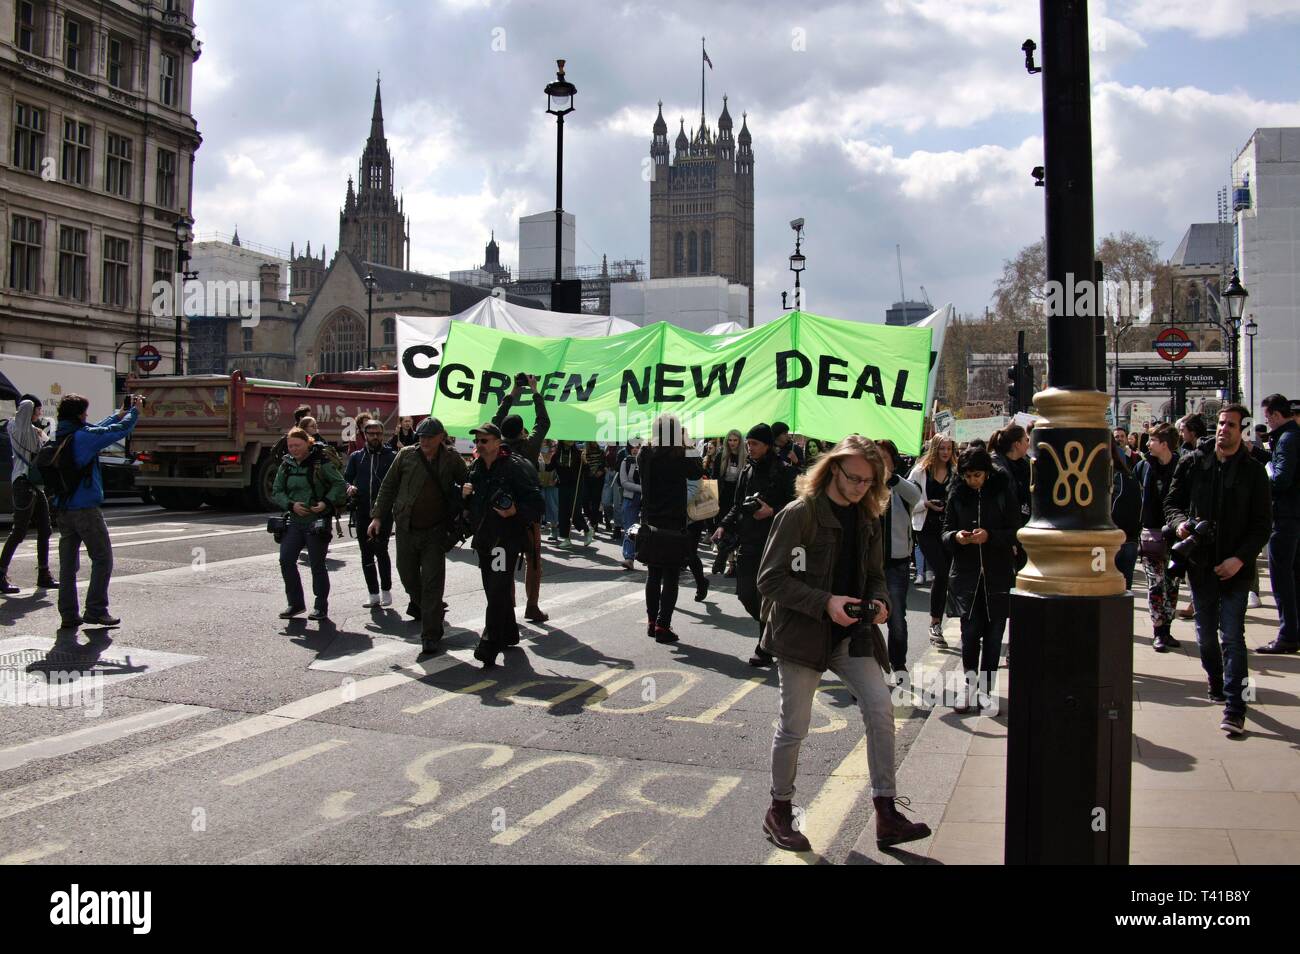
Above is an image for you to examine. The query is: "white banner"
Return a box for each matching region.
[396,297,638,416]
[951,415,1008,445]
[914,303,953,412]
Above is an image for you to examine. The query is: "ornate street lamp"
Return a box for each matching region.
[1222,268,1248,402]
[545,60,576,310]
[173,216,194,374]
[363,270,376,369]
[1245,315,1258,411]
[789,218,806,312]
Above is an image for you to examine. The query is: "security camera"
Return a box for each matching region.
[790,218,804,231]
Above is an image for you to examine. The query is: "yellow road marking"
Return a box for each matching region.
[0,841,69,864]
[219,739,350,787]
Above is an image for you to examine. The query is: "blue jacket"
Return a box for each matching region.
[53,409,139,510]
[344,443,396,515]
[1268,419,1299,520]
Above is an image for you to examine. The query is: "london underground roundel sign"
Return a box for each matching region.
[1154,327,1192,362]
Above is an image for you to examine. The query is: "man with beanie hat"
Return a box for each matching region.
[713,423,797,666]
[492,374,551,621]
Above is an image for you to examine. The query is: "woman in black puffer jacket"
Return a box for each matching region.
[636,413,704,644]
[943,447,1019,713]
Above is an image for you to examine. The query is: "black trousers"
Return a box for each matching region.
[558,481,588,537]
[478,539,523,648]
[280,522,330,611]
[583,474,604,526]
[356,508,392,594]
[646,564,681,627]
[0,480,51,575]
[916,522,952,620]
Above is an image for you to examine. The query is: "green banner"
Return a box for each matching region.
[428,310,932,454]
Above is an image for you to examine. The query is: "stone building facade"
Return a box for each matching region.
[337,78,408,270]
[649,96,754,323]
[0,0,202,377]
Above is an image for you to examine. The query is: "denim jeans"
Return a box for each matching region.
[280,521,331,611]
[1189,573,1249,717]
[959,584,1008,684]
[621,495,641,561]
[57,506,113,621]
[772,642,896,800]
[885,560,911,672]
[543,486,559,530]
[1268,518,1299,645]
[1115,541,1138,591]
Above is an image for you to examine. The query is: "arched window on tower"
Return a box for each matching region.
[369,162,382,191]
[702,231,712,273]
[673,232,684,275]
[318,312,366,373]
[688,232,698,274]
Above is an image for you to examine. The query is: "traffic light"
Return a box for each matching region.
[1008,365,1022,414]
[1021,360,1036,410]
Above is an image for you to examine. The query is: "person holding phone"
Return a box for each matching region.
[756,435,930,853]
[942,447,1019,714]
[908,435,956,647]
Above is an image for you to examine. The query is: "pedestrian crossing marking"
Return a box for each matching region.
[219,738,350,787]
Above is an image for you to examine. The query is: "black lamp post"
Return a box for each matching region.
[173,216,194,375]
[781,291,789,311]
[1222,267,1248,403]
[789,220,806,312]
[363,270,376,370]
[1244,315,1258,411]
[545,59,576,310]
[1006,0,1133,866]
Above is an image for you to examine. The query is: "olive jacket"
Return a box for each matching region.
[757,493,890,673]
[372,443,469,536]
[271,444,347,525]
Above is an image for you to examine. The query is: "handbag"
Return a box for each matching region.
[1138,527,1166,560]
[635,522,693,567]
[687,477,720,521]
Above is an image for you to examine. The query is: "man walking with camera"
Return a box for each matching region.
[756,435,930,852]
[462,422,543,668]
[492,374,550,622]
[47,393,141,629]
[370,417,468,654]
[1164,404,1272,736]
[1257,393,1299,654]
[345,419,396,607]
[712,424,796,667]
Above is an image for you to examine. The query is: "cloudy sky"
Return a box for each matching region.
[190,0,1300,323]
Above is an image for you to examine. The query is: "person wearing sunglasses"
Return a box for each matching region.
[756,435,931,853]
[462,422,544,668]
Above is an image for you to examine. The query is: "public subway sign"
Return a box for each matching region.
[1118,366,1231,391]
[423,310,931,454]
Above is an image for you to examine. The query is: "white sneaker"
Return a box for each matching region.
[558,537,573,549]
[380,590,392,607]
[363,592,380,607]
[1248,592,1262,609]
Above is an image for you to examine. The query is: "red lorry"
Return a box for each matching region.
[127,370,399,511]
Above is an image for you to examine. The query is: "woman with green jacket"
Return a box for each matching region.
[272,427,347,621]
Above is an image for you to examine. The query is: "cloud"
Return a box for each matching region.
[1119,0,1300,39]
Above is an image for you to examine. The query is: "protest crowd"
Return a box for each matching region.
[6,370,1297,853]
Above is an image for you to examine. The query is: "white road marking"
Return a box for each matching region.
[0,841,68,864]
[0,703,212,772]
[0,579,652,821]
[219,739,350,787]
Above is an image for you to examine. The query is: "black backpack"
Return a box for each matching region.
[35,432,93,503]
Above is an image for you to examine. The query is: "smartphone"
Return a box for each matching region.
[122,393,132,412]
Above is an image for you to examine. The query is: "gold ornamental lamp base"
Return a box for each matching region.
[1015,386,1127,597]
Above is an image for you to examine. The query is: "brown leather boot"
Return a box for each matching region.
[763,798,811,852]
[874,796,931,849]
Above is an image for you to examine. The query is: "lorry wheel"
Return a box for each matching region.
[139,487,154,506]
[249,454,279,512]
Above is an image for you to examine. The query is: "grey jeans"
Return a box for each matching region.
[57,506,113,620]
[772,641,896,801]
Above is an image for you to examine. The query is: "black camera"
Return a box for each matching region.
[514,372,529,389]
[266,513,289,543]
[1166,519,1215,579]
[490,489,514,513]
[740,494,765,515]
[844,600,871,620]
[309,516,333,538]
